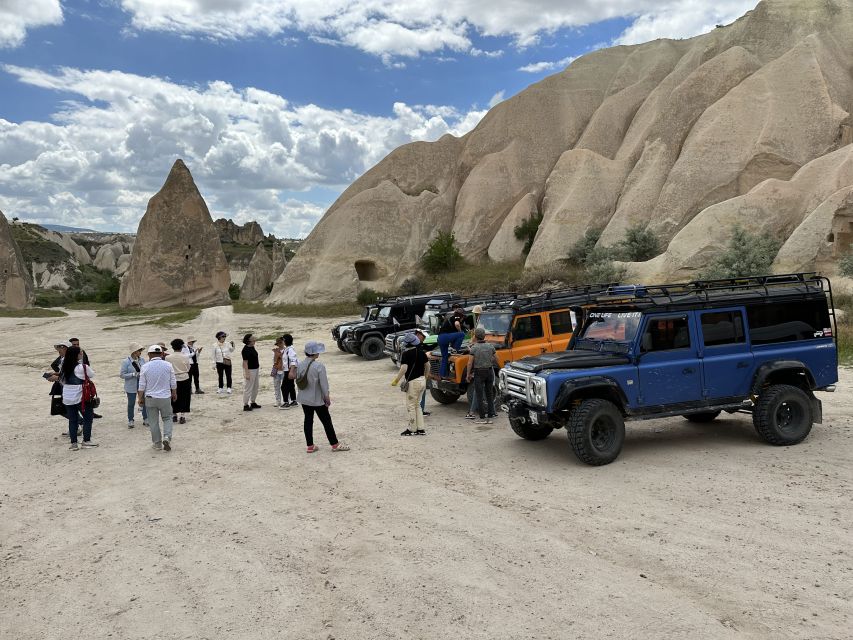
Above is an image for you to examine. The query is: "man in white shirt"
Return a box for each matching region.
[137,344,178,452]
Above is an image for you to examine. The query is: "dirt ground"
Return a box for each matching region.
[1,305,851,640]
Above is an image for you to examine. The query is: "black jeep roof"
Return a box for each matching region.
[480,283,621,314]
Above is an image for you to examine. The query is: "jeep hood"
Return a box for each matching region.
[510,350,630,373]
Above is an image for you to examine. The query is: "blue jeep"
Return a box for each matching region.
[499,274,839,466]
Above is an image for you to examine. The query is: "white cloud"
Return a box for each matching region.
[487,91,505,108]
[518,55,577,74]
[0,65,487,235]
[0,0,63,48]
[114,0,760,60]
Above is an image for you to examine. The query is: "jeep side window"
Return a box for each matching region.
[701,311,745,347]
[548,310,573,336]
[512,315,544,341]
[747,300,832,344]
[640,315,690,352]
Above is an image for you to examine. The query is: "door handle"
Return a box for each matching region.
[737,361,750,369]
[540,347,547,353]
[682,367,695,375]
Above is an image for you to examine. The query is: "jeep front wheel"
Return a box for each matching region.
[568,399,625,466]
[753,384,812,445]
[683,411,721,423]
[360,336,385,360]
[509,415,553,441]
[429,388,461,404]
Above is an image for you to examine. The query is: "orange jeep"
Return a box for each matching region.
[427,285,614,405]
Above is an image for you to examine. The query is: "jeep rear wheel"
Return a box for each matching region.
[568,399,625,466]
[683,411,721,423]
[360,336,385,360]
[753,384,812,445]
[429,388,461,404]
[509,415,552,441]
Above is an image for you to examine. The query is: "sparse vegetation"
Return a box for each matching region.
[700,225,782,279]
[566,229,603,266]
[585,259,628,284]
[228,283,241,300]
[419,260,525,295]
[513,211,544,255]
[233,301,362,317]
[397,277,423,296]
[33,265,120,306]
[357,288,385,305]
[618,223,659,262]
[0,308,67,318]
[834,293,853,365]
[421,231,464,274]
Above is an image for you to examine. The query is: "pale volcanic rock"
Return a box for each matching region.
[215,218,265,245]
[119,160,230,308]
[271,242,288,281]
[240,244,274,301]
[488,194,537,263]
[0,212,34,308]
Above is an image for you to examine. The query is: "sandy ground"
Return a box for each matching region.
[0,305,851,640]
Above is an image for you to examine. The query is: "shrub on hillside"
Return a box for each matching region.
[398,277,422,296]
[513,211,544,255]
[228,283,241,300]
[421,231,464,273]
[840,250,853,278]
[357,288,385,305]
[701,225,782,279]
[585,259,627,284]
[617,223,659,262]
[566,228,603,266]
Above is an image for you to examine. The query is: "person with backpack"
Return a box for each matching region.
[391,332,428,436]
[295,341,349,453]
[60,346,98,450]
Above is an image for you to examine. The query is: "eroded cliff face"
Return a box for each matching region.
[119,160,230,308]
[270,0,853,304]
[0,211,34,309]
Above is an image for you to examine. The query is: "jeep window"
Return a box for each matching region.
[579,311,641,343]
[368,307,380,320]
[747,300,832,344]
[701,311,745,347]
[478,312,512,335]
[378,306,391,319]
[549,310,574,336]
[640,315,690,352]
[422,309,439,329]
[512,315,544,341]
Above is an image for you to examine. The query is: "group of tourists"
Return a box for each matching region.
[46,331,350,454]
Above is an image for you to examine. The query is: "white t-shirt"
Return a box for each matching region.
[62,364,95,406]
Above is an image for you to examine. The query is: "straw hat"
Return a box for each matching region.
[129,342,145,354]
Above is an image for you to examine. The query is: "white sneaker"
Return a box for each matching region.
[81,441,99,448]
[216,388,224,394]
[152,442,163,450]
[226,388,232,394]
[127,420,135,429]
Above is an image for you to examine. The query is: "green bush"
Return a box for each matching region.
[421,231,464,273]
[357,288,384,305]
[398,277,422,296]
[618,224,659,262]
[840,250,853,278]
[701,226,782,279]
[567,229,603,266]
[228,283,241,300]
[585,259,627,283]
[513,211,544,255]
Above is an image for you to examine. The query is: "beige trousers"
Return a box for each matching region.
[405,377,426,430]
[243,369,259,405]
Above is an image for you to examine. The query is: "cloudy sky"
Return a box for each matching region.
[0,0,758,237]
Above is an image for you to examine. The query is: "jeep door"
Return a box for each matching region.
[547,309,574,351]
[697,308,753,401]
[636,313,703,407]
[509,313,549,360]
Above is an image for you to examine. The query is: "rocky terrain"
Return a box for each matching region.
[269,0,853,304]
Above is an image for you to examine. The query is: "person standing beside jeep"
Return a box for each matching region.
[437,307,466,379]
[391,332,428,436]
[466,327,498,424]
[242,333,261,411]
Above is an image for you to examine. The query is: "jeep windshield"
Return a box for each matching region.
[575,309,641,352]
[477,311,512,336]
[378,306,392,319]
[421,308,439,331]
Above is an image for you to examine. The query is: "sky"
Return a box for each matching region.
[0,0,759,237]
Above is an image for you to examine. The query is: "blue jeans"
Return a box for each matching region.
[67,402,93,444]
[437,332,464,377]
[127,392,147,422]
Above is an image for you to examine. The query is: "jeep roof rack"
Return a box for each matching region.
[379,292,455,306]
[481,283,622,314]
[429,292,521,311]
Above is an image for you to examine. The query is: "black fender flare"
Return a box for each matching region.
[553,376,629,413]
[751,360,816,394]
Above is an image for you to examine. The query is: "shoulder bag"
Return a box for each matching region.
[81,366,100,410]
[295,360,314,390]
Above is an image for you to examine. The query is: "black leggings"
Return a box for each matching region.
[216,362,232,389]
[189,362,201,391]
[281,375,296,403]
[302,404,338,447]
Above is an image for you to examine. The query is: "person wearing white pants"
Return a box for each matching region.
[242,333,261,411]
[392,333,429,436]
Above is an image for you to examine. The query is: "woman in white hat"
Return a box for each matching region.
[295,341,349,453]
[120,342,148,429]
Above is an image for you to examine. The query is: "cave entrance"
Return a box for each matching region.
[354,260,379,282]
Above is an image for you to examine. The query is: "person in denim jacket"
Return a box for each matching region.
[120,343,148,429]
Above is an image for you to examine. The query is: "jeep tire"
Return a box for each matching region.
[683,411,721,423]
[429,388,461,404]
[509,415,553,441]
[568,398,625,466]
[360,336,385,360]
[753,384,813,446]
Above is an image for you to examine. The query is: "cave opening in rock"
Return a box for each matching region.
[354,260,378,281]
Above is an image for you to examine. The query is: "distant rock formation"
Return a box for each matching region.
[35,227,91,265]
[271,242,288,280]
[269,0,853,303]
[93,240,134,273]
[119,160,230,308]
[240,244,274,300]
[215,218,265,245]
[0,212,34,308]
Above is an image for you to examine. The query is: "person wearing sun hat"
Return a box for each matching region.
[137,344,177,452]
[120,342,148,429]
[295,340,349,453]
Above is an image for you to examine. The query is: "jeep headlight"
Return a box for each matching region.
[498,371,507,392]
[530,377,547,407]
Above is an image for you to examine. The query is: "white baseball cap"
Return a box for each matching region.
[148,344,163,353]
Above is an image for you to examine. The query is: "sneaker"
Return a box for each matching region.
[226,388,232,394]
[163,439,171,452]
[250,402,262,409]
[152,442,163,450]
[306,444,319,453]
[81,441,99,448]
[127,420,135,429]
[400,429,414,436]
[289,401,298,407]
[473,419,488,424]
[464,413,475,420]
[216,388,224,395]
[422,411,431,416]
[331,443,350,451]
[243,405,253,411]
[414,429,427,436]
[178,416,186,424]
[69,442,79,451]
[195,389,205,395]
[486,419,494,425]
[93,413,102,419]
[172,415,178,422]
[279,403,291,409]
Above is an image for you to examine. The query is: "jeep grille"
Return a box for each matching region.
[504,369,532,402]
[384,335,396,351]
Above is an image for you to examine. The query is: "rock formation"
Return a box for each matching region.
[119,160,230,308]
[268,0,853,303]
[215,218,265,245]
[0,212,34,308]
[240,243,274,300]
